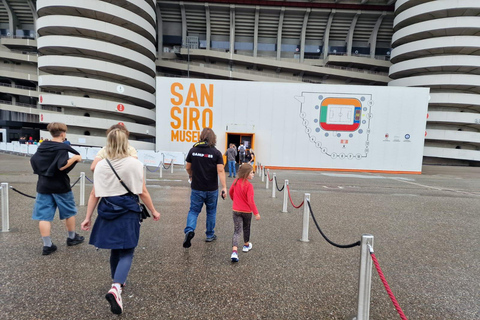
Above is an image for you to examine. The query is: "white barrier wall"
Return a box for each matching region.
[0,143,185,167]
[156,77,430,173]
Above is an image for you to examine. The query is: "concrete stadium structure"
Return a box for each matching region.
[0,0,479,164]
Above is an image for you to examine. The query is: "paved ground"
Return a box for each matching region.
[0,152,479,320]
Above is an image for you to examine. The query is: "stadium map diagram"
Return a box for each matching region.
[295,92,373,160]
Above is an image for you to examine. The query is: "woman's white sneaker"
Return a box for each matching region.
[242,243,252,252]
[231,251,239,262]
[105,285,123,314]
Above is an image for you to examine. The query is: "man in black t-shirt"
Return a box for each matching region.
[183,128,227,248]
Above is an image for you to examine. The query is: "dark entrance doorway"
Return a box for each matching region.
[225,133,255,164]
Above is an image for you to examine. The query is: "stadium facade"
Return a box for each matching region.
[0,0,479,164]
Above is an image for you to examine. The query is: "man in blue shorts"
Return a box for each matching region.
[31,122,84,255]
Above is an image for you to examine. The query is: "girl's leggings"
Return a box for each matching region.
[110,248,135,285]
[232,211,252,247]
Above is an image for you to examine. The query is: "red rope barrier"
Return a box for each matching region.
[370,251,408,320]
[267,170,273,181]
[286,185,304,208]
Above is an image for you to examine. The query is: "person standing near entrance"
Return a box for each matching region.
[225,143,237,178]
[30,122,84,255]
[238,142,246,164]
[183,128,227,248]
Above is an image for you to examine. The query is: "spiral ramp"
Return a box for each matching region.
[36,0,157,149]
[389,0,480,163]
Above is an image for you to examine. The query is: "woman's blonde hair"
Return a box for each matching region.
[105,128,129,159]
[234,163,254,186]
[107,124,130,137]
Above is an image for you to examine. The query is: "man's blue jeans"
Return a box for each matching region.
[228,160,236,177]
[184,189,218,238]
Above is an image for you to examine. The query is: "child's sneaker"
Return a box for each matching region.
[231,251,239,262]
[67,233,85,246]
[105,285,123,314]
[242,242,252,252]
[42,243,57,256]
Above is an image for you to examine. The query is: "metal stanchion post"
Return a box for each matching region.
[80,172,85,206]
[266,169,270,189]
[300,194,310,242]
[160,162,163,178]
[261,166,265,182]
[1,183,9,232]
[282,180,289,213]
[272,173,276,198]
[257,163,261,176]
[170,160,174,174]
[356,234,374,320]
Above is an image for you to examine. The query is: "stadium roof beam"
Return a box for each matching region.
[2,0,19,37]
[253,6,259,57]
[369,12,385,58]
[205,3,211,50]
[229,5,235,54]
[300,8,310,63]
[346,11,360,57]
[322,10,335,63]
[276,7,285,60]
[156,5,163,54]
[26,0,36,20]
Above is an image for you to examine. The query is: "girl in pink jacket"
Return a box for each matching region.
[228,164,261,262]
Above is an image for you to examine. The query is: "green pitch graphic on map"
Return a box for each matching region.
[295,92,373,159]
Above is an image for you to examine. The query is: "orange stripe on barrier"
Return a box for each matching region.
[263,166,422,175]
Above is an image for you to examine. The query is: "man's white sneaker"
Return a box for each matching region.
[231,251,239,262]
[105,285,123,314]
[242,242,252,252]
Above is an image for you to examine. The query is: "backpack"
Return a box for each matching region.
[239,145,245,153]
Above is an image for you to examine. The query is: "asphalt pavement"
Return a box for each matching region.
[0,152,479,320]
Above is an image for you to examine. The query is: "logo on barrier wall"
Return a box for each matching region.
[169,82,214,143]
[117,104,125,112]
